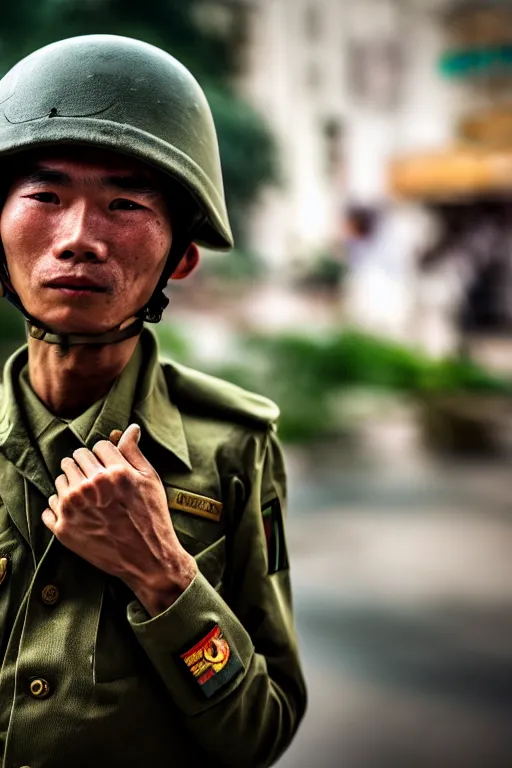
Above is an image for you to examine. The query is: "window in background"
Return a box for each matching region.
[323,116,344,179]
[347,37,405,109]
[305,2,322,42]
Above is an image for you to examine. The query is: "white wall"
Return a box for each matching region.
[237,0,467,266]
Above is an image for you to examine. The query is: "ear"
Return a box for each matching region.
[170,243,200,281]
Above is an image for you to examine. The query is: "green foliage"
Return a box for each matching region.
[154,322,192,364]
[200,247,264,282]
[0,301,26,366]
[0,0,232,81]
[297,251,346,290]
[0,0,279,245]
[204,87,278,243]
[154,322,512,443]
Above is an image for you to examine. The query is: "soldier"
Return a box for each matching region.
[0,35,306,768]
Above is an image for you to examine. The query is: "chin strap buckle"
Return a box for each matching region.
[28,325,47,341]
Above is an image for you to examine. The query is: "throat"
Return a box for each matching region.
[27,333,140,418]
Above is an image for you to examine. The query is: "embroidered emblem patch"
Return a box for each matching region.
[166,487,223,522]
[262,499,289,574]
[181,624,242,698]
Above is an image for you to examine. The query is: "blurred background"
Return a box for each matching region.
[1,1,512,765]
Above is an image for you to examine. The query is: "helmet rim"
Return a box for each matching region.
[0,118,233,250]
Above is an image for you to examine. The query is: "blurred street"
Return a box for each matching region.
[278,444,512,768]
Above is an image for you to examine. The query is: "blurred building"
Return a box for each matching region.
[391,1,512,359]
[230,0,455,266]
[225,0,512,356]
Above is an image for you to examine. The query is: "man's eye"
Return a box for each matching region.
[28,192,60,204]
[110,199,145,211]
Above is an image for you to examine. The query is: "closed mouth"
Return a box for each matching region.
[47,283,107,292]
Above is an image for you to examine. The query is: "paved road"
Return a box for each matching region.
[276,449,512,768]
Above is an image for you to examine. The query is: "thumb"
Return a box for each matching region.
[117,423,149,472]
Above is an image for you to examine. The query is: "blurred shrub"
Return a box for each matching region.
[156,323,512,443]
[199,247,264,283]
[295,251,346,291]
[0,301,26,367]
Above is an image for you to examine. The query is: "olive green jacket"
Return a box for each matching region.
[0,330,306,768]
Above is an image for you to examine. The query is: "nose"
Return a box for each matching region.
[52,201,109,263]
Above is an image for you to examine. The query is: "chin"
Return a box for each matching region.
[34,307,118,336]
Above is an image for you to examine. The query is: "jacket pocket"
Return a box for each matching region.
[170,510,226,592]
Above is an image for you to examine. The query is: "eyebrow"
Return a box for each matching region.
[17,168,160,197]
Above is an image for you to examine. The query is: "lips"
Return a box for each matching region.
[45,276,107,292]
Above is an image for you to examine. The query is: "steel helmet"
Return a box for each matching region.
[0,34,233,345]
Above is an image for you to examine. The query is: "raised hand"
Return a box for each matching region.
[42,423,197,616]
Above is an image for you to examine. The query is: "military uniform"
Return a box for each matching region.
[0,33,306,767]
[0,328,306,768]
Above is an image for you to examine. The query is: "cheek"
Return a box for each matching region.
[123,218,171,278]
[1,201,51,268]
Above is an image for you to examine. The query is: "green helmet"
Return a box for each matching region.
[0,34,233,344]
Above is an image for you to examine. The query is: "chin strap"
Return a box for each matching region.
[0,271,146,348]
[26,316,144,347]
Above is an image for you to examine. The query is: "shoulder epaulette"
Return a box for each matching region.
[162,360,279,430]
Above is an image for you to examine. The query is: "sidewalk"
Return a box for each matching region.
[277,448,512,768]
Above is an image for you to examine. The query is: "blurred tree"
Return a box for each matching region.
[0,0,278,246]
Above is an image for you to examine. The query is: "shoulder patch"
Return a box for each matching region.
[180,624,243,698]
[162,360,279,429]
[262,498,289,574]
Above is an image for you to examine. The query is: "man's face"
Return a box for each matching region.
[1,148,173,334]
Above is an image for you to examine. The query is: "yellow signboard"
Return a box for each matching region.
[389,146,512,200]
[458,106,512,147]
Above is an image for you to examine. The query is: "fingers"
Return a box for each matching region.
[56,426,146,490]
[42,496,59,532]
[55,473,69,495]
[118,423,141,449]
[42,508,56,530]
[60,456,84,486]
[109,429,123,447]
[117,424,152,473]
[93,438,128,467]
[72,447,104,477]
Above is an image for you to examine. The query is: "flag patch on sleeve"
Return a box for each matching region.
[262,498,289,574]
[180,624,242,698]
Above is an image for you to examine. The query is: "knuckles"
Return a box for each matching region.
[55,466,133,502]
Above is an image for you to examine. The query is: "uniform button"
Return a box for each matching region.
[41,584,59,606]
[29,678,50,698]
[0,556,8,586]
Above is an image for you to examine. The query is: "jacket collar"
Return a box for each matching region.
[0,344,54,499]
[0,328,191,483]
[133,329,191,471]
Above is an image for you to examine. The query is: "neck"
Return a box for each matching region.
[27,335,140,418]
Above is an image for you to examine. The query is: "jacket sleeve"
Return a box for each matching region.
[126,426,307,768]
